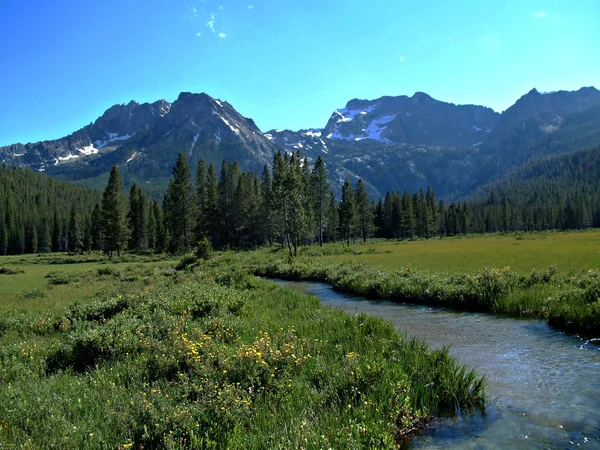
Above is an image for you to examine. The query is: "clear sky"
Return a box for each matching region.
[1,0,599,146]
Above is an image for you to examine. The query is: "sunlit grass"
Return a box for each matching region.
[323,230,600,274]
[0,253,484,449]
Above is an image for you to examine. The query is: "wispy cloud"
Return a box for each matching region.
[398,55,406,63]
[532,11,548,19]
[218,32,227,39]
[196,31,202,37]
[248,5,254,9]
[206,13,216,33]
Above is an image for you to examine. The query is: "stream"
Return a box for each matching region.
[273,279,600,449]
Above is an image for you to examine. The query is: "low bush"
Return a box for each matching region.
[0,266,24,275]
[45,271,73,285]
[18,288,47,299]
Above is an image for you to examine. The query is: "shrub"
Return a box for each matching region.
[175,254,198,271]
[45,271,73,285]
[97,266,116,276]
[18,288,48,299]
[0,266,24,275]
[195,236,212,260]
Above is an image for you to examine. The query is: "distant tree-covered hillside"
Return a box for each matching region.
[0,166,101,254]
[466,146,600,231]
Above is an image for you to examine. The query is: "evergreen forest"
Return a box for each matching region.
[1,145,600,257]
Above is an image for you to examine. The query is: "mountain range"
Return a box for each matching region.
[2,86,599,199]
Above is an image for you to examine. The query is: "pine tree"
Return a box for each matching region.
[285,152,306,256]
[152,200,166,252]
[400,191,415,239]
[90,203,102,251]
[217,160,241,248]
[339,179,356,245]
[195,159,207,241]
[37,218,52,254]
[67,203,82,253]
[311,156,329,246]
[272,151,289,248]
[204,163,220,247]
[165,153,196,253]
[52,208,61,252]
[100,166,128,257]
[355,179,373,243]
[261,165,274,247]
[325,190,338,243]
[373,198,385,238]
[127,184,148,251]
[391,192,402,239]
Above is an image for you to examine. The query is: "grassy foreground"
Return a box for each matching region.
[238,232,600,338]
[0,254,484,449]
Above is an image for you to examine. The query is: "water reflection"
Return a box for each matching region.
[274,279,600,449]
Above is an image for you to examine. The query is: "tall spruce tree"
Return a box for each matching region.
[204,163,220,247]
[127,184,148,251]
[195,159,207,241]
[311,156,329,246]
[67,203,82,253]
[339,178,357,245]
[152,200,166,252]
[261,165,274,247]
[285,152,306,256]
[164,153,196,253]
[355,179,373,243]
[90,204,102,251]
[100,166,128,257]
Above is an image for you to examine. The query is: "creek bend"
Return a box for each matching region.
[272,278,600,449]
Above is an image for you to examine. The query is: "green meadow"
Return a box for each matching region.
[1,231,598,448]
[0,252,483,449]
[243,231,600,338]
[324,230,600,274]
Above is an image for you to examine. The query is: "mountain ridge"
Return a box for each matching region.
[2,86,599,200]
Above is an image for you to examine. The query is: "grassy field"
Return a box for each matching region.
[241,231,600,338]
[0,253,484,449]
[323,230,600,274]
[0,253,172,314]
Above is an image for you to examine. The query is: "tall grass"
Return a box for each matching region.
[0,255,484,449]
[240,243,600,338]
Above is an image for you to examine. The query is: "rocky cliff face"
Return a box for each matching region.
[0,92,278,187]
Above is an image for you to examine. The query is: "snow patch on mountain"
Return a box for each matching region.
[221,117,240,135]
[214,133,222,141]
[304,130,322,138]
[77,144,99,156]
[58,153,80,162]
[363,115,395,142]
[327,114,395,143]
[127,152,138,163]
[193,134,199,143]
[94,132,134,149]
[333,104,376,124]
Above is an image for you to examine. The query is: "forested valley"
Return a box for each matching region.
[1,144,600,257]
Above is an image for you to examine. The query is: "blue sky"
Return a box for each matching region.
[1,0,599,146]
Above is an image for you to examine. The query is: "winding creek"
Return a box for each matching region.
[273,279,600,449]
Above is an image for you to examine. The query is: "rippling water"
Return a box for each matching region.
[274,279,600,449]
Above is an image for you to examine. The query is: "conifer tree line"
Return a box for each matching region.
[0,166,101,255]
[2,145,600,256]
